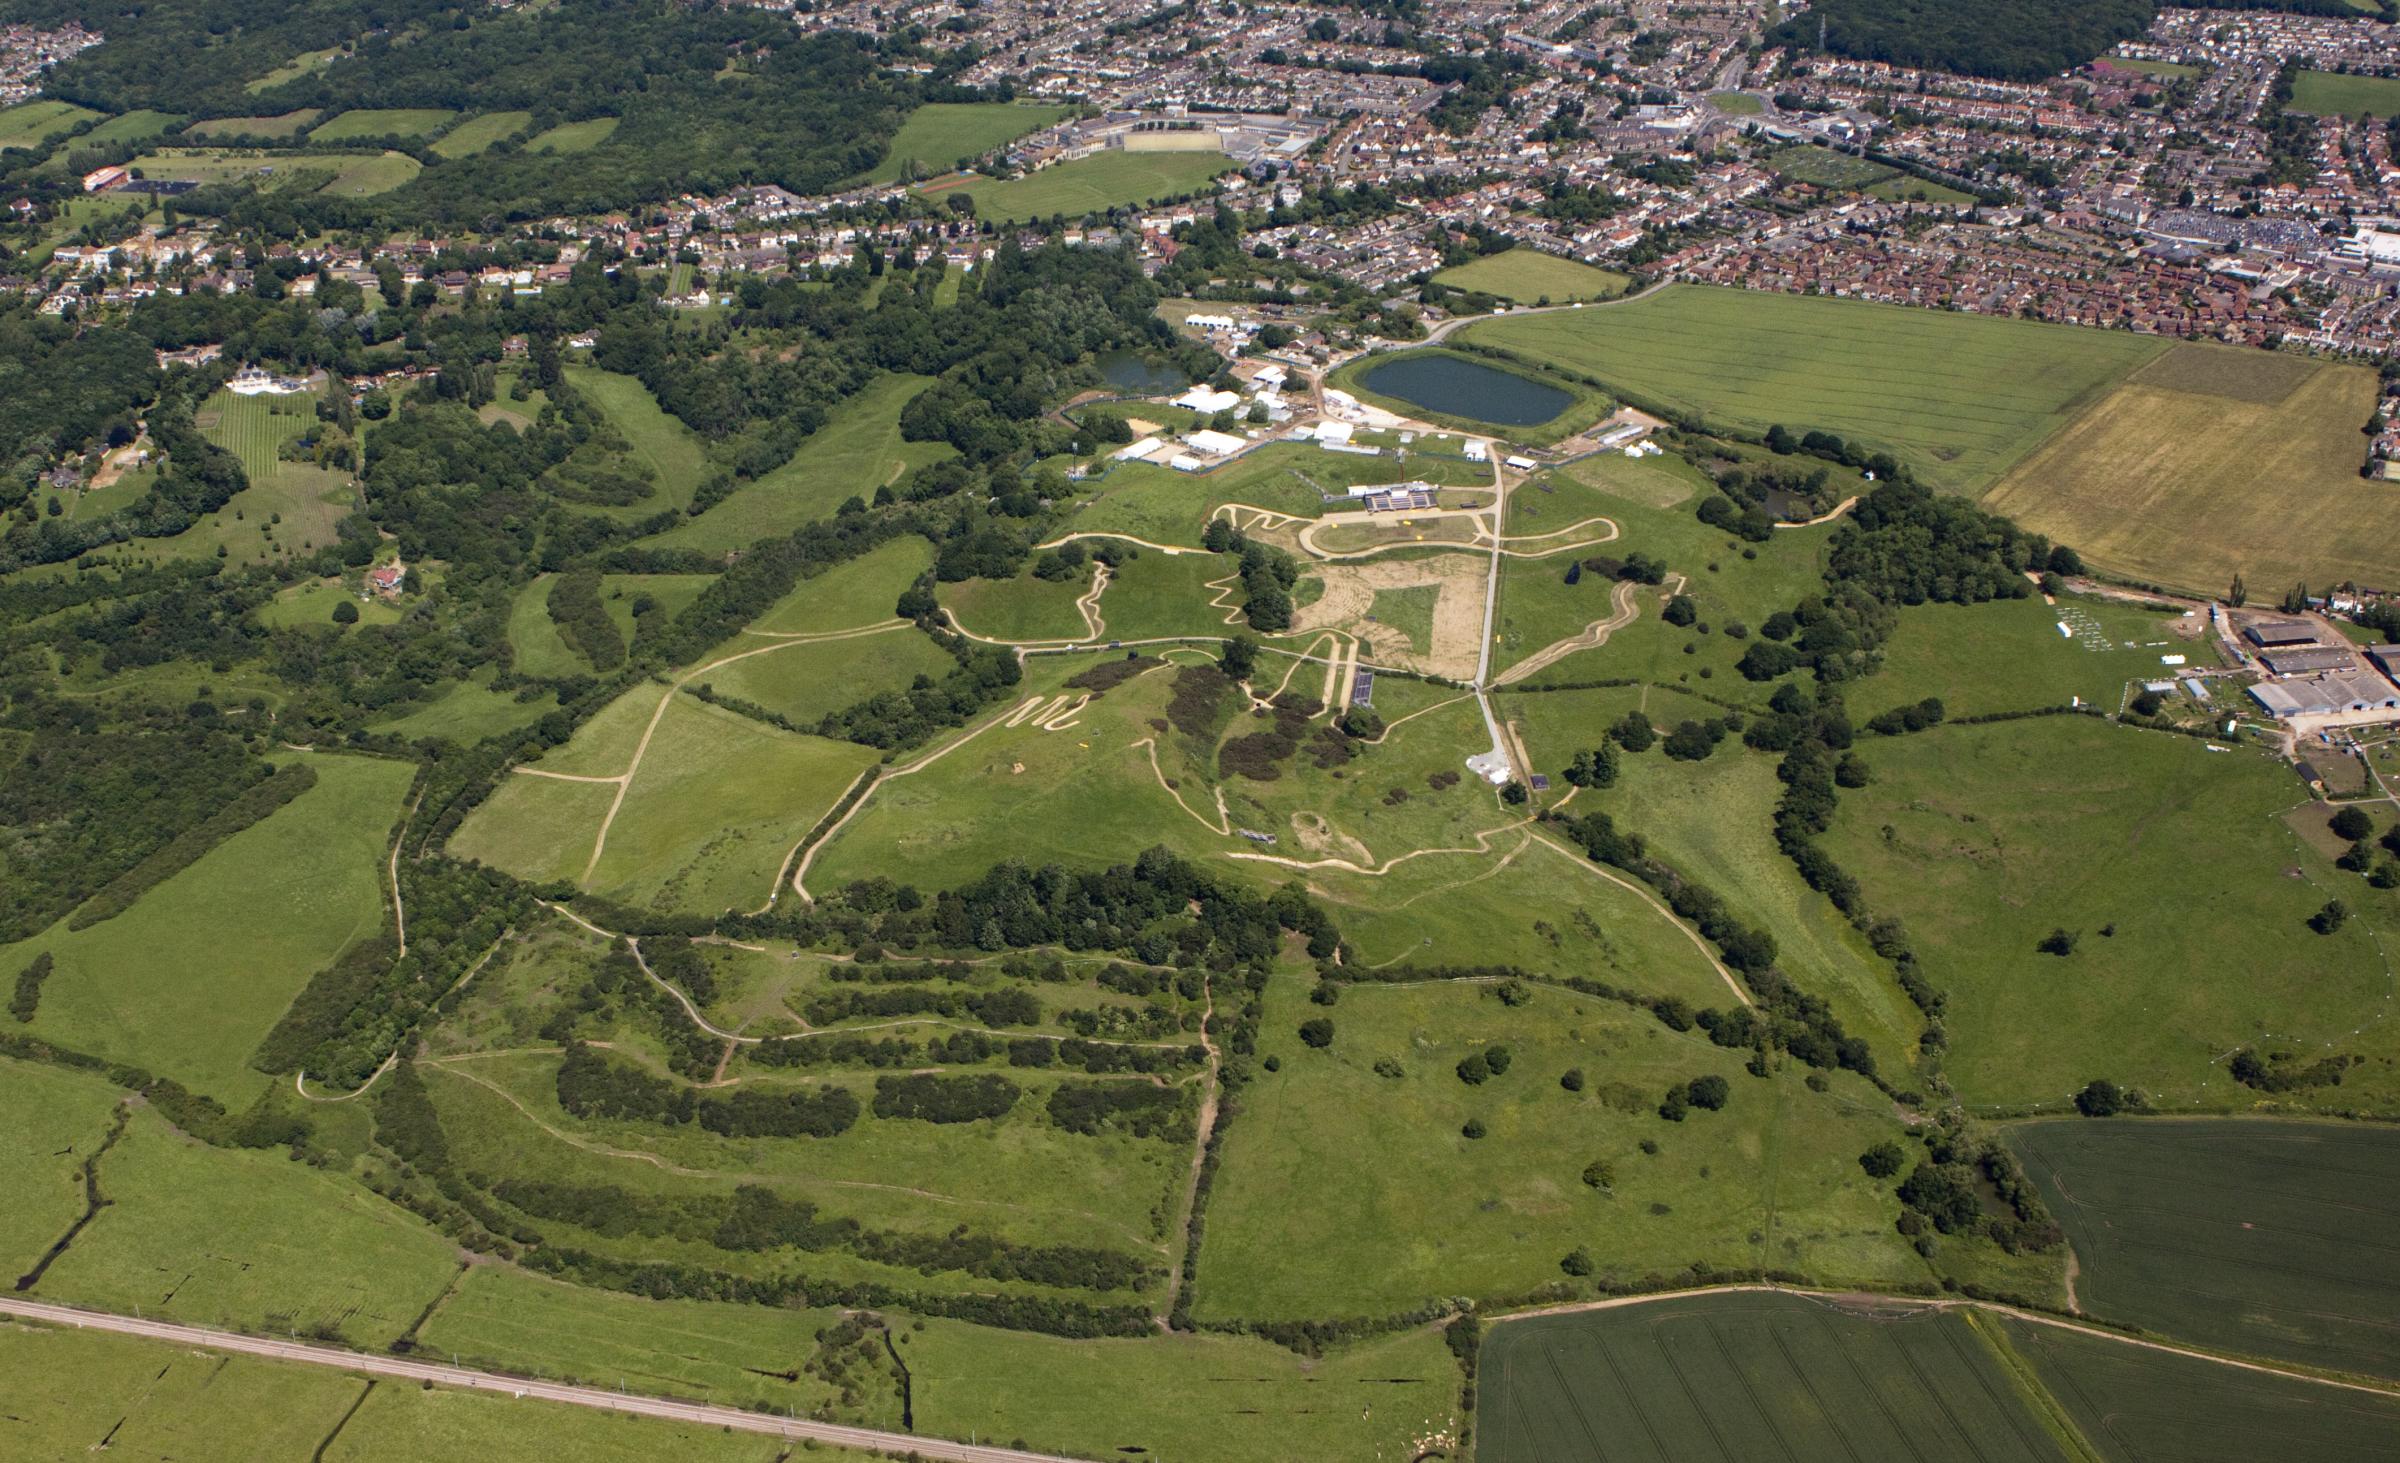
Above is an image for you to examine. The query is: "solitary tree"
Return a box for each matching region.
[1859,1141,1905,1178]
[1297,1018,1334,1049]
[2038,927,2078,957]
[2330,805,2374,842]
[2311,899,2350,935]
[2228,572,2247,608]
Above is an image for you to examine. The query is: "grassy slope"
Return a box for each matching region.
[941,564,1095,641]
[0,1323,366,1461]
[1823,717,2399,1109]
[5,753,413,1105]
[563,366,711,518]
[1192,977,1918,1321]
[31,1106,459,1344]
[429,110,534,158]
[695,627,955,727]
[0,1057,125,1278]
[645,375,948,553]
[747,536,930,634]
[1465,285,2164,493]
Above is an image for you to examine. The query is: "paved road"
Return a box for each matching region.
[0,1296,1074,1463]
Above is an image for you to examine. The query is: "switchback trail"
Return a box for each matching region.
[0,1296,1075,1463]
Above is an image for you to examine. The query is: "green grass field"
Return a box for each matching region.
[183,110,321,140]
[29,1105,459,1344]
[1981,343,2393,594]
[1709,91,1766,115]
[0,1058,126,1279]
[256,576,403,630]
[1480,1294,2072,1463]
[315,150,422,197]
[173,389,356,564]
[2,753,412,1105]
[563,367,712,517]
[1850,591,2196,725]
[429,110,534,158]
[529,117,619,153]
[1089,548,1236,640]
[0,99,100,152]
[1432,251,1631,305]
[1191,978,1917,1321]
[922,149,1229,223]
[309,108,455,142]
[2291,69,2400,118]
[2109,57,2203,79]
[0,1322,369,1461]
[647,375,947,552]
[1768,145,1898,190]
[866,101,1075,183]
[1465,285,2166,492]
[747,536,929,634]
[2007,1119,2400,1379]
[942,564,1095,641]
[1865,175,1976,205]
[1067,440,1484,549]
[505,574,590,678]
[245,44,342,93]
[1824,718,2399,1110]
[2003,1312,2400,1457]
[693,626,955,727]
[74,108,177,149]
[370,669,560,746]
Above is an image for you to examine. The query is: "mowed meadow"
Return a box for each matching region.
[1464,285,2165,492]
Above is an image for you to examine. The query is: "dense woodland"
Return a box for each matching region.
[1770,0,2157,82]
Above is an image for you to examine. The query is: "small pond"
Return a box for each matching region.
[1095,351,1191,396]
[1357,353,1572,427]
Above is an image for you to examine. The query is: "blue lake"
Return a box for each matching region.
[1358,353,1572,427]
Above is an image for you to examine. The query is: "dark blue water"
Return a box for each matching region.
[1096,351,1190,395]
[1360,353,1572,427]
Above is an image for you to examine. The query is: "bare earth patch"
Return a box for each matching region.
[1292,554,1487,680]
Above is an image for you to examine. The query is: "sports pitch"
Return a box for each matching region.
[919,149,1230,223]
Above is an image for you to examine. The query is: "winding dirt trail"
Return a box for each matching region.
[1159,969,1222,1327]
[1494,580,1641,687]
[1527,830,1751,1007]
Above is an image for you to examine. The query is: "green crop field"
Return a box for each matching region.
[0,99,100,152]
[922,149,1229,223]
[28,1105,459,1343]
[1191,978,1916,1321]
[1824,717,2400,1110]
[429,110,535,158]
[1432,251,1631,305]
[1480,1293,2072,1463]
[648,375,948,552]
[866,101,1076,183]
[2003,1312,2400,1457]
[529,117,619,152]
[2290,70,2400,118]
[309,108,455,142]
[3,753,412,1105]
[1465,285,2166,492]
[1981,344,2393,594]
[2007,1119,2400,1379]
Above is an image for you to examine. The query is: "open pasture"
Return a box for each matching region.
[1191,978,1916,1322]
[2291,70,2400,118]
[1851,590,2196,724]
[1465,285,2165,492]
[71,109,176,149]
[646,375,943,552]
[309,108,455,142]
[1980,343,2391,595]
[183,110,320,140]
[1432,250,1630,304]
[1823,716,2400,1109]
[0,1058,126,1279]
[562,366,712,517]
[692,625,955,728]
[0,99,98,153]
[1084,548,1234,641]
[1479,1293,2071,1463]
[504,574,590,679]
[1066,440,1482,549]
[372,669,559,746]
[29,1106,459,1345]
[943,564,1096,642]
[2005,1118,2400,1379]
[921,149,1229,223]
[3,753,410,1105]
[175,388,355,563]
[528,117,620,153]
[0,1322,367,1462]
[866,101,1075,183]
[745,536,929,635]
[429,110,534,158]
[1768,144,1899,190]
